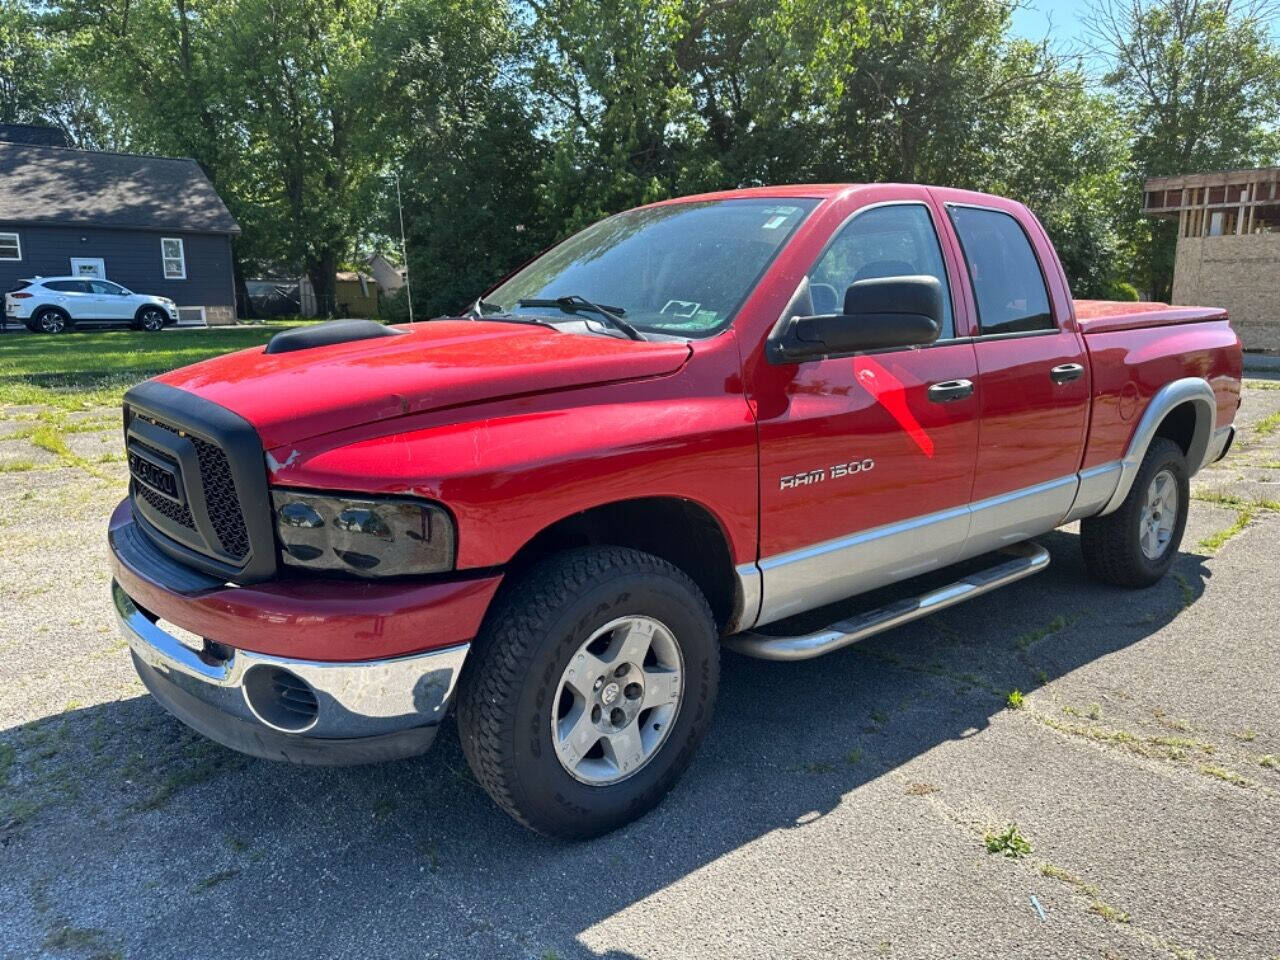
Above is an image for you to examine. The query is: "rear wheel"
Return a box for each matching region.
[134,308,167,332]
[458,546,718,838]
[1081,437,1189,587]
[34,308,70,334]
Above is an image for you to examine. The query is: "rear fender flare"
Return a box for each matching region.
[1099,377,1215,516]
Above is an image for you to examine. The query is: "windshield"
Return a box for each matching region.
[483,198,818,338]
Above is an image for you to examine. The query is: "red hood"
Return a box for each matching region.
[155,320,692,448]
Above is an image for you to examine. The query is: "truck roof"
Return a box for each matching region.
[647,182,1021,209]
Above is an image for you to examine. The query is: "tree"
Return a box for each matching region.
[1088,0,1280,298]
[0,0,113,146]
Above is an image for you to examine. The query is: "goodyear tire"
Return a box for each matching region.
[458,546,718,839]
[1080,437,1189,587]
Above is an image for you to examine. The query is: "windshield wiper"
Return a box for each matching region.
[517,295,646,341]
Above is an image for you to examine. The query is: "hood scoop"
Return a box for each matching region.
[266,318,405,354]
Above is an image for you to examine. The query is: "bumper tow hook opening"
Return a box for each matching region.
[242,665,320,733]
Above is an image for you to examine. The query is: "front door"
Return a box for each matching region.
[752,195,981,625]
[70,258,106,279]
[938,198,1091,556]
[88,280,135,319]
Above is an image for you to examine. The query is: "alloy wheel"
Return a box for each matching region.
[551,615,684,786]
[1139,468,1178,560]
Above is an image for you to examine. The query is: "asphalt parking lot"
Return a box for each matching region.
[2,379,1279,960]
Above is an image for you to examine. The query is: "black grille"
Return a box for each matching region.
[131,438,196,529]
[146,418,251,560]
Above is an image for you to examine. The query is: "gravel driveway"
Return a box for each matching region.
[2,380,1279,960]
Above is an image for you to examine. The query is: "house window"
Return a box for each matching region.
[0,232,20,261]
[161,238,186,279]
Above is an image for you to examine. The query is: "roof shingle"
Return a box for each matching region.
[0,143,239,234]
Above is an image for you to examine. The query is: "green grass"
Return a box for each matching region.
[1199,764,1255,788]
[1253,411,1280,438]
[1198,506,1255,553]
[1006,689,1025,710]
[984,823,1032,858]
[0,324,307,411]
[1012,614,1075,651]
[1259,755,1279,770]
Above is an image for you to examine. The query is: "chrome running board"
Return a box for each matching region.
[723,541,1050,662]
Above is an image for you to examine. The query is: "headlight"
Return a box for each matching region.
[271,490,455,577]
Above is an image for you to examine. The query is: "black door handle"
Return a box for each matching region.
[927,379,974,403]
[1050,363,1084,384]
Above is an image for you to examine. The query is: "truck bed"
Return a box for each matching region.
[1074,299,1228,335]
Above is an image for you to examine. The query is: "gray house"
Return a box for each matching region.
[0,132,240,325]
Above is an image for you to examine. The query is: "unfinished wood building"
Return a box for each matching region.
[1144,167,1280,352]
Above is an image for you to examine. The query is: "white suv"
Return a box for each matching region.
[4,277,179,333]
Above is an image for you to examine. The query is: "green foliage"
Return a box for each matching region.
[984,823,1033,858]
[11,0,1280,308]
[1090,0,1280,298]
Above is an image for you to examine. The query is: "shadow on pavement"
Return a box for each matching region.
[2,530,1212,959]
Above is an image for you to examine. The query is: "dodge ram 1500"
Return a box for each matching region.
[109,184,1242,837]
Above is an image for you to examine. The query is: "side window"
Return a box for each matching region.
[808,204,954,339]
[948,206,1053,335]
[90,280,124,295]
[46,280,87,293]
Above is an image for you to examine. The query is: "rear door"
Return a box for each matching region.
[936,195,1090,555]
[753,190,981,624]
[44,280,95,319]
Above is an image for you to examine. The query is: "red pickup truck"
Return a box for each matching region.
[109,184,1242,837]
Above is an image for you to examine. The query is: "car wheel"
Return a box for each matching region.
[458,546,718,839]
[35,309,71,334]
[136,308,167,332]
[1080,437,1190,588]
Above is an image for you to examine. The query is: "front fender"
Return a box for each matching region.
[264,346,759,571]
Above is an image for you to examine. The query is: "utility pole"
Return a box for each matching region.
[390,170,414,324]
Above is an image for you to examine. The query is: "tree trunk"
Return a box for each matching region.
[307,251,339,318]
[232,250,253,320]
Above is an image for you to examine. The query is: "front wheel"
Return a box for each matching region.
[135,308,168,332]
[458,546,718,838]
[1080,437,1189,587]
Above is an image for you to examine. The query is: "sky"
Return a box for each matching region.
[1009,0,1098,50]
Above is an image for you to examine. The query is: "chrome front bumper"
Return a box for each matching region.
[114,581,469,764]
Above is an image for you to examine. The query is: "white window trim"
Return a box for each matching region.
[0,232,21,261]
[175,305,207,327]
[161,237,187,280]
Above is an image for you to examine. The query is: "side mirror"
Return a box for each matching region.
[771,275,943,362]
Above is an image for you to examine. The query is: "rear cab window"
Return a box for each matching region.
[947,206,1053,335]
